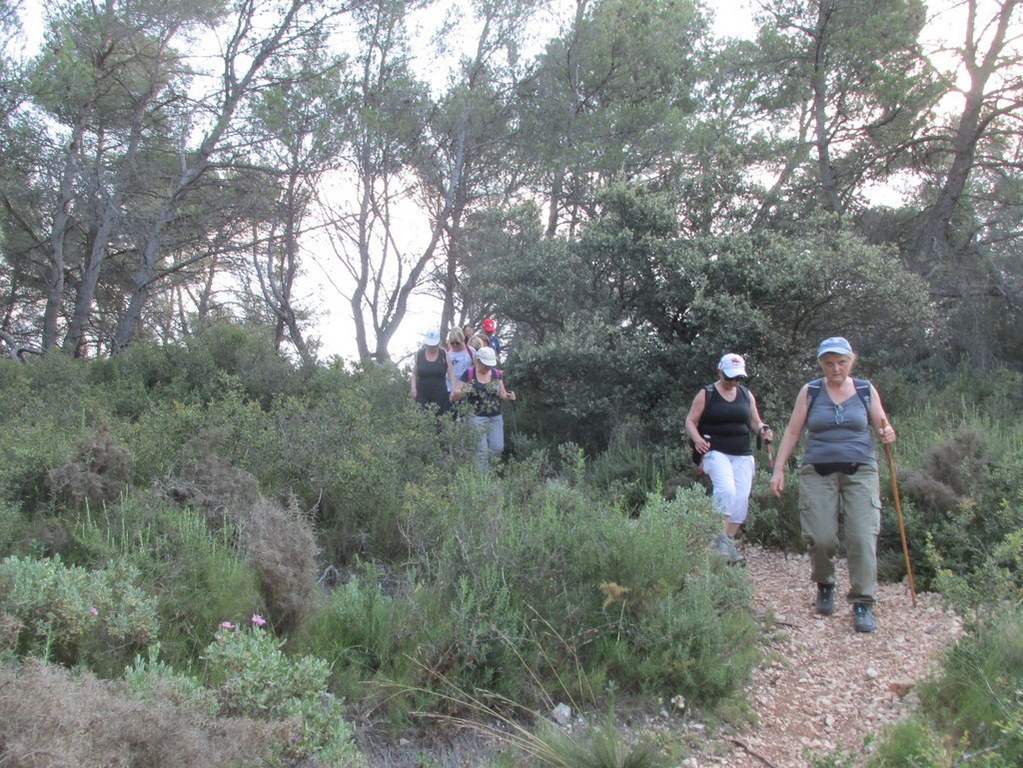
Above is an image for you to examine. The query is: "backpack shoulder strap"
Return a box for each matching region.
[806,378,824,411]
[807,377,871,411]
[853,378,871,411]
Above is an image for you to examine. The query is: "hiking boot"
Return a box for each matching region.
[713,534,746,565]
[853,604,877,633]
[815,583,836,615]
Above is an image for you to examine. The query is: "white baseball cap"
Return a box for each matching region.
[717,353,747,379]
[475,346,498,367]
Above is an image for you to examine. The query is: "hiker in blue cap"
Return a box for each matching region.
[769,337,896,633]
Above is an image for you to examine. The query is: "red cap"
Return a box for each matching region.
[482,317,496,333]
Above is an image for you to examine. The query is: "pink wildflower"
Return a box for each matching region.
[220,621,235,630]
[89,606,99,616]
[251,614,267,627]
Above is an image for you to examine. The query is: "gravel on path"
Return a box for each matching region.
[704,545,963,768]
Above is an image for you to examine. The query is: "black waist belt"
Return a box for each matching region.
[812,462,859,476]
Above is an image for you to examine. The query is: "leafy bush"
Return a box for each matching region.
[395,463,757,714]
[70,493,263,669]
[294,561,405,690]
[203,620,365,766]
[90,322,303,412]
[124,643,218,714]
[0,355,117,515]
[257,367,472,563]
[0,554,159,673]
[865,718,942,767]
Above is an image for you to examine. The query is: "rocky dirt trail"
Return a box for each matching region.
[700,545,963,768]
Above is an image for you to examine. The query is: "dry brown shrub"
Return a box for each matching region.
[922,428,987,497]
[0,659,294,768]
[46,426,134,510]
[158,456,319,635]
[900,471,960,514]
[239,495,321,636]
[0,612,21,652]
[900,428,989,514]
[160,453,260,532]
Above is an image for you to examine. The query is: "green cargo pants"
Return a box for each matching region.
[797,463,882,606]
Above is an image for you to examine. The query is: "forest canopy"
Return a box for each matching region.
[0,0,1020,375]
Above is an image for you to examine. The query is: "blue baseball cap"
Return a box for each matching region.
[817,336,853,357]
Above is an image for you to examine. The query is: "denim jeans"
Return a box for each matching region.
[473,414,504,471]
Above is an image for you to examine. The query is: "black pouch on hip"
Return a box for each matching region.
[812,462,859,476]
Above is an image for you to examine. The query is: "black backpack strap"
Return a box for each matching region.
[806,378,824,411]
[853,378,871,411]
[807,377,871,411]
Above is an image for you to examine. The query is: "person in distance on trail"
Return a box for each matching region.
[479,316,502,359]
[685,353,773,565]
[410,329,456,415]
[446,328,474,387]
[452,345,515,471]
[769,337,896,634]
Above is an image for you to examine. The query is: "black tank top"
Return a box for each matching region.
[699,385,753,456]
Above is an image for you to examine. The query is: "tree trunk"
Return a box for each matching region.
[915,0,1020,262]
[811,1,843,215]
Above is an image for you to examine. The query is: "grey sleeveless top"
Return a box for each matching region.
[802,386,877,467]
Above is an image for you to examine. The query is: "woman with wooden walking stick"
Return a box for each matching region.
[769,337,897,633]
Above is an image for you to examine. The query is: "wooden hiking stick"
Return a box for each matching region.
[882,419,916,606]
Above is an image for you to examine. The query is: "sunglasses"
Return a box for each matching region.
[834,403,844,424]
[450,341,463,347]
[723,375,746,382]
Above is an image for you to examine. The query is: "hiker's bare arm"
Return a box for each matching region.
[685,390,710,453]
[748,397,774,443]
[868,385,896,444]
[770,384,810,496]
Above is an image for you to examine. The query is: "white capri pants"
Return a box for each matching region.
[701,451,755,525]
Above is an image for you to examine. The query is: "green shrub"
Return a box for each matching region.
[126,395,271,484]
[528,717,667,768]
[0,554,159,673]
[866,717,942,767]
[396,463,757,714]
[123,642,218,714]
[0,499,25,554]
[203,620,365,766]
[91,323,302,412]
[587,431,669,515]
[71,493,263,669]
[293,562,404,689]
[897,605,1023,767]
[0,355,117,515]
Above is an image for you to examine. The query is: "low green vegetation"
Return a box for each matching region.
[0,323,1020,766]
